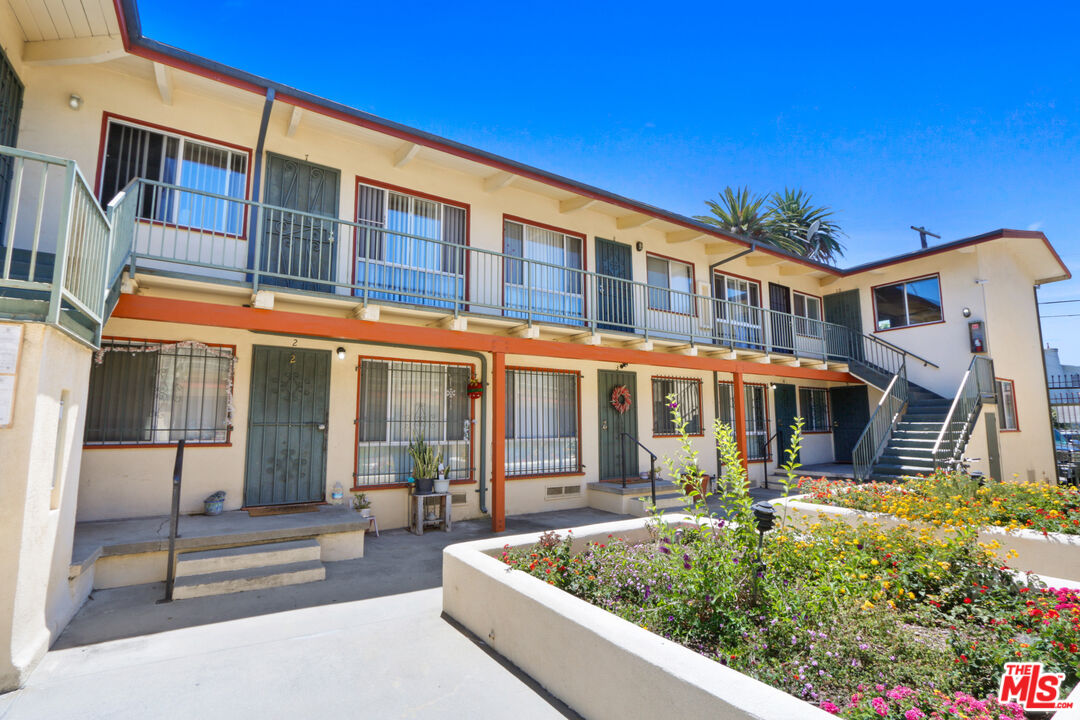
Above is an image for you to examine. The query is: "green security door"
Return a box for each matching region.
[245,346,331,506]
[829,385,870,463]
[598,369,638,481]
[773,383,799,462]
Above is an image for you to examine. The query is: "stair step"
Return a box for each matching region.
[172,559,326,600]
[175,539,321,577]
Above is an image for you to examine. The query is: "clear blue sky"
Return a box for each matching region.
[141,0,1080,360]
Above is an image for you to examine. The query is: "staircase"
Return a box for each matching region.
[869,385,951,481]
[172,538,326,600]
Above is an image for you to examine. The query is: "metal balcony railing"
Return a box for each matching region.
[114,178,914,365]
[0,145,120,347]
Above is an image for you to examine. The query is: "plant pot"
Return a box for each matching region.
[204,498,224,515]
[433,477,451,493]
[360,507,372,518]
[415,476,435,494]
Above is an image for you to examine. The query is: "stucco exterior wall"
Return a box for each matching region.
[0,323,92,692]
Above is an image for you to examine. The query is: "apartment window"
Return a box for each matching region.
[873,275,943,330]
[652,377,702,435]
[504,219,584,324]
[355,359,471,486]
[99,118,248,234]
[793,292,823,337]
[717,382,770,461]
[85,340,234,445]
[506,368,581,477]
[798,387,831,432]
[997,379,1018,431]
[646,254,694,314]
[715,273,763,347]
[355,182,467,306]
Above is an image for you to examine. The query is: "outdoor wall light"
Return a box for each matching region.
[635,241,644,251]
[68,94,83,111]
[336,347,346,360]
[962,307,972,318]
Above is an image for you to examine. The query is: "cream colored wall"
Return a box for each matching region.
[0,324,92,692]
[826,238,1055,480]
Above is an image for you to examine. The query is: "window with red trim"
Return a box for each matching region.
[997,379,1018,431]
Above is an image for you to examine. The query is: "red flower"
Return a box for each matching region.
[963,598,972,604]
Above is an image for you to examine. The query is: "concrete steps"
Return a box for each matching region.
[172,539,326,600]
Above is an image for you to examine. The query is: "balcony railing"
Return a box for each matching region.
[933,355,996,471]
[0,146,119,346]
[111,179,915,368]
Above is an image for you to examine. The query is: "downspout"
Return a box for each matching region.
[1033,285,1059,483]
[247,88,275,272]
[713,370,721,476]
[249,332,489,513]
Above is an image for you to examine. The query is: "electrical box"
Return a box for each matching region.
[968,320,988,354]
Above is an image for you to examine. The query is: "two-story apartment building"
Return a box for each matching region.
[0,0,1071,693]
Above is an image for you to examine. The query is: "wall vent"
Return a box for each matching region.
[451,492,467,505]
[547,484,581,498]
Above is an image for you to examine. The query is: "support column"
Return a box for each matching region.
[491,351,506,532]
[732,371,749,473]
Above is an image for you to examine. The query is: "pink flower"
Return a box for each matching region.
[820,701,840,715]
[904,709,925,720]
[872,696,890,716]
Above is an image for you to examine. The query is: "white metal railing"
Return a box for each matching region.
[0,145,117,346]
[932,356,996,470]
[852,360,908,481]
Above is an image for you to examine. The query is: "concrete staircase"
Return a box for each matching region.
[172,538,326,600]
[870,386,952,481]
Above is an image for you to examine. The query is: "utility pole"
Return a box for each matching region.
[910,226,941,249]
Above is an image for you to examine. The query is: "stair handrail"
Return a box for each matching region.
[866,333,940,370]
[852,359,909,482]
[619,431,658,506]
[932,356,996,471]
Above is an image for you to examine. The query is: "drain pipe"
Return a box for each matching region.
[250,332,489,513]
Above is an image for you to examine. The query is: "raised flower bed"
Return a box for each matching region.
[445,414,1079,719]
[783,476,1080,582]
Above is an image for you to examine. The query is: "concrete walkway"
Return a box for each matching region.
[2,508,625,719]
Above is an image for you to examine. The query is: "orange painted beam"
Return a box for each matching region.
[732,372,749,474]
[491,352,506,532]
[111,296,859,383]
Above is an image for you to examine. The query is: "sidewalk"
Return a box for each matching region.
[3,508,625,719]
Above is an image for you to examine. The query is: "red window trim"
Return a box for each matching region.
[995,377,1020,432]
[95,112,255,240]
[501,215,589,324]
[352,355,477,490]
[504,365,584,478]
[713,269,763,305]
[350,175,472,302]
[646,252,699,317]
[796,385,833,434]
[650,375,704,437]
[717,379,772,462]
[84,335,237,449]
[870,272,945,334]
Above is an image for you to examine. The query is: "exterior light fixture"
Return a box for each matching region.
[635,241,644,251]
[336,347,346,360]
[68,94,83,110]
[962,307,972,318]
[752,500,776,534]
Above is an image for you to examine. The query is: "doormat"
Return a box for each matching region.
[246,504,321,517]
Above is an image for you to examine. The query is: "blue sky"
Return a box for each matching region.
[141,0,1080,360]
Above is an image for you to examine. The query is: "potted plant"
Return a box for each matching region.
[351,491,372,517]
[467,376,483,399]
[408,433,442,495]
[677,466,711,500]
[204,490,226,515]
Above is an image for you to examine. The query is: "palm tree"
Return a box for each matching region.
[765,188,845,263]
[694,186,771,241]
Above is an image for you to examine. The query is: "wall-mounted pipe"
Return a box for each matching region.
[250,331,489,513]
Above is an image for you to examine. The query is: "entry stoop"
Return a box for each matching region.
[172,539,326,599]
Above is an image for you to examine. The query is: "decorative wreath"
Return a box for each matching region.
[610,385,632,414]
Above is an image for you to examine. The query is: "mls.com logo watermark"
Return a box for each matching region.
[998,662,1074,712]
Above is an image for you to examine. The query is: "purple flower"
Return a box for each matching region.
[659,546,671,555]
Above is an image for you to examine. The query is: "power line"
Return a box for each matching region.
[1040,314,1080,318]
[1039,299,1080,305]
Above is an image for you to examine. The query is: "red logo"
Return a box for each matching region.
[998,662,1074,711]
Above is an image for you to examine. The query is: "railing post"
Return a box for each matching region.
[46,161,77,326]
[362,227,371,307]
[526,260,533,327]
[160,439,185,604]
[251,203,264,293]
[650,454,656,506]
